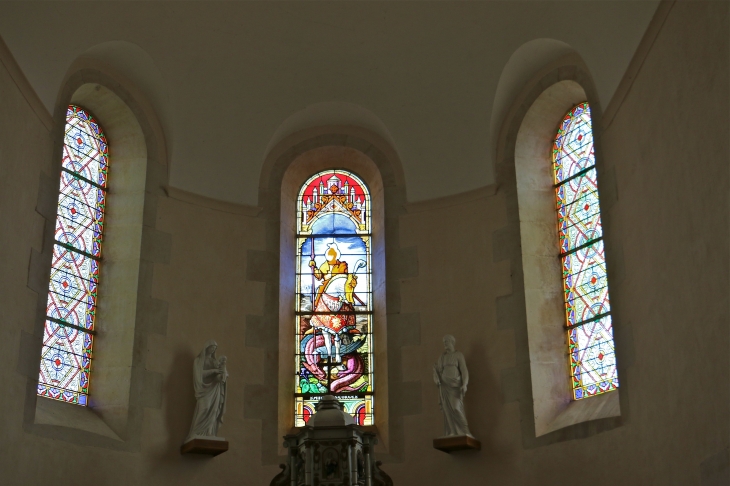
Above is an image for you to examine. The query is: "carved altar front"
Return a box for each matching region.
[271,395,392,486]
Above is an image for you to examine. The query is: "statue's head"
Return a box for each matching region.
[206,344,217,356]
[443,334,456,352]
[326,242,340,262]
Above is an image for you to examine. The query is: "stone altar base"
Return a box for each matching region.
[180,438,229,456]
[433,435,481,453]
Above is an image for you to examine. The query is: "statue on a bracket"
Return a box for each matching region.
[180,340,229,456]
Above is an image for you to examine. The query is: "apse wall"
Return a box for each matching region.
[1,2,727,485]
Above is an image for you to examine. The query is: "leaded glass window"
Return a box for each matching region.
[37,105,109,406]
[553,103,618,400]
[295,170,374,426]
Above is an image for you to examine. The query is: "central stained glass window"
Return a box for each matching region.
[295,169,374,426]
[37,105,109,406]
[553,102,618,399]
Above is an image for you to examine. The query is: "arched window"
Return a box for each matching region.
[295,169,374,426]
[553,103,618,399]
[37,105,109,406]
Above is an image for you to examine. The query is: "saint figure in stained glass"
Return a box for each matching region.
[37,105,109,406]
[553,102,618,400]
[295,170,374,426]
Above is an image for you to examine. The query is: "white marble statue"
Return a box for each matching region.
[185,340,228,442]
[433,334,472,437]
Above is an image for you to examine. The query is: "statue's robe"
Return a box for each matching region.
[435,351,471,437]
[186,339,227,440]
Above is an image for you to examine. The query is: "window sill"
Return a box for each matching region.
[34,396,123,442]
[541,389,620,436]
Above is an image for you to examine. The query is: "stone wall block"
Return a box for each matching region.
[496,292,526,331]
[243,384,278,420]
[246,250,277,282]
[294,135,347,156]
[390,381,422,416]
[492,223,521,263]
[597,165,619,211]
[500,364,531,404]
[384,286,402,316]
[16,330,42,379]
[245,314,277,349]
[387,313,421,347]
[135,297,168,336]
[603,240,625,285]
[138,369,163,409]
[145,157,167,187]
[27,248,50,295]
[35,172,57,221]
[141,191,159,227]
[387,247,418,280]
[558,65,578,81]
[139,226,171,264]
[343,136,372,154]
[612,317,635,369]
[701,448,730,486]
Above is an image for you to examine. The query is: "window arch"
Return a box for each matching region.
[553,102,618,399]
[512,78,621,437]
[294,169,374,426]
[37,105,109,406]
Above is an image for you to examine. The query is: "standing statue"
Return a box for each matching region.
[185,340,228,442]
[433,335,472,437]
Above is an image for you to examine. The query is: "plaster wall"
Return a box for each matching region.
[1,2,728,485]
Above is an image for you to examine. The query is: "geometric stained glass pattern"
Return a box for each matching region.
[294,170,374,426]
[38,105,109,406]
[553,103,618,400]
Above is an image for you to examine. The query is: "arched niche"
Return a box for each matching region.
[516,80,620,436]
[248,125,411,462]
[489,38,576,178]
[24,64,170,450]
[494,55,623,445]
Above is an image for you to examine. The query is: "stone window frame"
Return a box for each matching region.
[246,127,420,464]
[19,63,170,450]
[495,56,626,445]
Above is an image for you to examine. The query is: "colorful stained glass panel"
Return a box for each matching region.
[561,240,610,326]
[554,103,617,400]
[295,170,374,425]
[569,316,618,399]
[38,105,108,406]
[553,102,595,184]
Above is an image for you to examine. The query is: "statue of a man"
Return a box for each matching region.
[185,340,227,442]
[433,335,471,437]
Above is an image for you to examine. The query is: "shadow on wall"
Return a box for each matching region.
[264,101,398,157]
[79,40,172,147]
[488,38,576,178]
[155,346,199,468]
[463,340,500,457]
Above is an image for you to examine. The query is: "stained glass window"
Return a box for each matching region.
[553,102,618,400]
[295,170,374,426]
[37,105,109,406]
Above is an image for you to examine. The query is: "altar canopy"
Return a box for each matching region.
[295,170,374,426]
